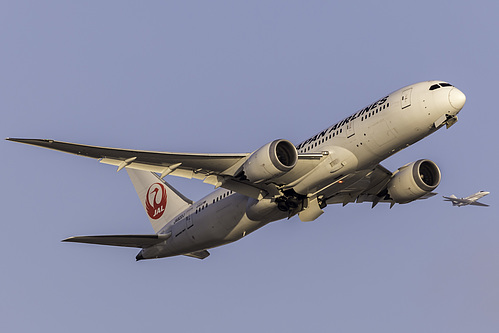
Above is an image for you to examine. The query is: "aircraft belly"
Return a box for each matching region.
[223,215,267,241]
[151,194,253,257]
[224,199,288,241]
[213,195,248,232]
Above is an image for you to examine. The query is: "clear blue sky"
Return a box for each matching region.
[2,1,498,332]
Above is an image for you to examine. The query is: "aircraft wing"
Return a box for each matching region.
[7,138,324,199]
[62,233,171,248]
[7,138,248,176]
[325,164,438,208]
[469,201,489,207]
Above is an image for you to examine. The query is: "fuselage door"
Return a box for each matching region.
[401,88,412,109]
[186,214,193,229]
[346,120,355,138]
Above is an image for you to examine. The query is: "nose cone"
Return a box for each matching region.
[448,88,466,111]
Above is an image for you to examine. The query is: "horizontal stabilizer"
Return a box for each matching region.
[62,233,171,248]
[184,250,210,259]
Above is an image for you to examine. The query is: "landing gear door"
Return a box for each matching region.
[401,88,412,109]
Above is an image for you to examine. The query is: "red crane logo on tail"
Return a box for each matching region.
[145,183,167,219]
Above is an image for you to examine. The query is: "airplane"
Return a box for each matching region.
[7,80,466,261]
[443,191,490,207]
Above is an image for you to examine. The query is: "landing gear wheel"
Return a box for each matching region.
[285,197,300,209]
[275,197,289,211]
[277,201,288,212]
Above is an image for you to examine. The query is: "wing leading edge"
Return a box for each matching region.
[6,138,248,175]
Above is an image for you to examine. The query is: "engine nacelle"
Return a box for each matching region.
[242,139,298,183]
[387,159,441,204]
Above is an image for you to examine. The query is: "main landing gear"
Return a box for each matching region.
[274,190,327,213]
[275,196,301,212]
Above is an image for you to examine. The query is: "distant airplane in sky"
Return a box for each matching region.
[443,191,490,207]
[8,80,466,260]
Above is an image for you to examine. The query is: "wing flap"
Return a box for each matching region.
[62,233,171,248]
[100,158,201,179]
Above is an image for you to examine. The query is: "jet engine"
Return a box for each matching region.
[387,159,441,204]
[241,139,298,183]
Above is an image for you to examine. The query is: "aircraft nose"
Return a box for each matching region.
[448,87,466,111]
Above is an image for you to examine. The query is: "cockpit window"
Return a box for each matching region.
[429,82,453,90]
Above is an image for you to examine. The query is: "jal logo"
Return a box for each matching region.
[145,183,167,219]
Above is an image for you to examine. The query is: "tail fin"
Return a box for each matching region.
[126,169,193,232]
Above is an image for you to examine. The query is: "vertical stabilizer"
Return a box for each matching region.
[126,169,193,232]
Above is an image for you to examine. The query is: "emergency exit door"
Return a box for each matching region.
[401,88,412,109]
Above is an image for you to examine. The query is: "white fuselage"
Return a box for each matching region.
[139,81,465,259]
[446,191,490,206]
